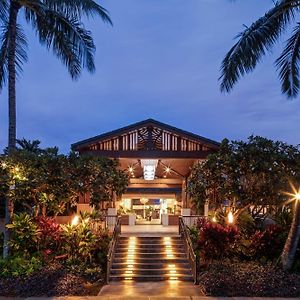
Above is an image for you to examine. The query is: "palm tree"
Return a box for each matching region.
[281,186,300,270]
[0,0,111,258]
[220,1,300,270]
[0,0,112,151]
[16,138,41,153]
[220,0,300,99]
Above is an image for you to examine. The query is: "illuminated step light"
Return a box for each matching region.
[124,277,132,281]
[168,264,175,268]
[169,277,178,281]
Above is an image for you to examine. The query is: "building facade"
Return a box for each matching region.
[72,119,219,223]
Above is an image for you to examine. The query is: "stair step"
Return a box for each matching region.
[109,236,193,282]
[111,262,191,269]
[109,274,193,282]
[110,268,191,275]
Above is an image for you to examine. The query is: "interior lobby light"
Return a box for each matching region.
[141,159,158,180]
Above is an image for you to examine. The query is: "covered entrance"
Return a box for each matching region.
[72,118,220,222]
[120,196,178,225]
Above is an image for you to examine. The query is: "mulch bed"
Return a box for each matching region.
[0,262,105,297]
[198,259,300,297]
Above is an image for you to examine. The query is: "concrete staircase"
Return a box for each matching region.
[109,236,193,282]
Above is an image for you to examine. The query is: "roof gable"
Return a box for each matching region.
[72,118,220,152]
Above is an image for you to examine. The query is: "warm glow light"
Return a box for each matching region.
[1,162,7,168]
[129,167,133,173]
[165,167,171,173]
[14,167,19,172]
[71,215,79,226]
[295,193,300,201]
[212,216,217,223]
[227,211,234,224]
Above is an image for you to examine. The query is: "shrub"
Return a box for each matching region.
[61,221,99,264]
[196,219,239,260]
[35,216,61,252]
[248,224,286,260]
[0,255,43,277]
[95,229,112,270]
[7,213,40,256]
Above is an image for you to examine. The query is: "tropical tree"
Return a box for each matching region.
[0,0,111,150]
[0,0,111,259]
[220,0,300,99]
[188,136,300,269]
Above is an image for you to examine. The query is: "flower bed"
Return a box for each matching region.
[198,259,300,297]
[0,261,105,297]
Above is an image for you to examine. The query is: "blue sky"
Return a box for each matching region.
[1,0,300,153]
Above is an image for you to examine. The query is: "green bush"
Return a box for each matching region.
[6,213,40,256]
[0,255,43,277]
[61,221,99,264]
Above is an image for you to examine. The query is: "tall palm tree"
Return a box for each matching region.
[220,0,300,99]
[0,0,112,151]
[0,0,111,258]
[220,0,300,270]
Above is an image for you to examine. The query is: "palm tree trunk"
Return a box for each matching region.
[3,2,20,259]
[8,1,19,151]
[281,200,300,271]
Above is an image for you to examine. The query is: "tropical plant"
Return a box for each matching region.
[0,255,43,277]
[35,216,61,251]
[220,0,300,99]
[249,224,286,260]
[6,213,40,256]
[0,0,111,150]
[61,221,98,264]
[196,218,239,261]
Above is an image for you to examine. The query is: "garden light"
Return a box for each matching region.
[71,215,79,226]
[227,211,234,224]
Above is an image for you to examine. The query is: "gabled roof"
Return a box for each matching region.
[71,118,220,150]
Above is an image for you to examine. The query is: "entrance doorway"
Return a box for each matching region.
[120,197,178,225]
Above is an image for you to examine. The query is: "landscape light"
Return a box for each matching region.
[227,211,234,224]
[71,215,79,226]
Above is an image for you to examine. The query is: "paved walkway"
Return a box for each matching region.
[1,296,298,299]
[121,225,179,236]
[98,282,203,297]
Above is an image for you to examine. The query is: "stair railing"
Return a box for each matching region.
[179,216,198,284]
[106,215,121,283]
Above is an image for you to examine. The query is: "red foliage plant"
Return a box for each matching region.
[196,218,239,260]
[249,224,285,259]
[35,216,62,251]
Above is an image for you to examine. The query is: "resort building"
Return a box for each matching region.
[72,119,219,224]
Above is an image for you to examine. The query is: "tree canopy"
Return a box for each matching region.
[188,136,300,213]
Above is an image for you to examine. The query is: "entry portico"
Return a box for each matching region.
[72,118,219,223]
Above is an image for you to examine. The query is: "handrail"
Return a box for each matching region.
[179,216,198,284]
[106,216,121,283]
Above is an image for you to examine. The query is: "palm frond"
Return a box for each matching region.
[0,20,27,90]
[219,1,297,93]
[276,22,300,98]
[43,0,112,24]
[0,0,8,23]
[0,21,9,90]
[15,23,28,78]
[30,9,95,78]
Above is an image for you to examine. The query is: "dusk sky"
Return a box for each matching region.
[1,0,300,153]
